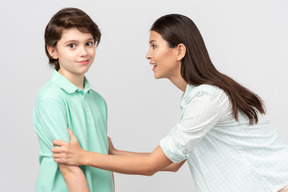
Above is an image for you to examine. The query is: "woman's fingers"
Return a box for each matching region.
[52,152,68,164]
[52,153,62,158]
[51,146,64,153]
[51,132,83,165]
[107,137,115,154]
[53,157,65,164]
[53,139,68,147]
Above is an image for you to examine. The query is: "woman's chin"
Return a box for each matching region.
[154,73,162,79]
[154,75,161,79]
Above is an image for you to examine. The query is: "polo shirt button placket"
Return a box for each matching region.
[83,94,89,113]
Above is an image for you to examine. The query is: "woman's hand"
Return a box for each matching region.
[52,128,85,166]
[108,137,117,155]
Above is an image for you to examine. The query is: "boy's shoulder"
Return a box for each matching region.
[89,88,100,96]
[89,89,106,102]
[36,80,65,102]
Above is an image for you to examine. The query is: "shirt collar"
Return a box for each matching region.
[180,84,195,109]
[50,70,91,94]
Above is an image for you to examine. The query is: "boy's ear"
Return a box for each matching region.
[176,43,186,61]
[47,46,58,59]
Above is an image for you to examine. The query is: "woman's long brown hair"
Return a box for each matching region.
[151,14,265,125]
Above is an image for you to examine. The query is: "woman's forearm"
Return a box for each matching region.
[81,146,172,176]
[59,164,89,192]
[52,134,179,175]
[161,160,186,172]
[110,149,186,172]
[83,151,157,175]
[110,148,149,156]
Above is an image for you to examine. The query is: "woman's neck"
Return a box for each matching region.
[169,75,187,92]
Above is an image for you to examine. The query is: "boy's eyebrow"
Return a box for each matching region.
[64,38,94,44]
[149,40,156,44]
[64,40,79,44]
[86,38,94,41]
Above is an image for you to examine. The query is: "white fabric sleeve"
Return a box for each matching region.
[160,90,224,163]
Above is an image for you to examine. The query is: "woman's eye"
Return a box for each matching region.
[68,44,76,48]
[152,45,156,49]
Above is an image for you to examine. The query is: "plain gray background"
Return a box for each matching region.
[0,0,287,191]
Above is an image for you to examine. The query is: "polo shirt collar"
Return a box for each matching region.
[83,77,91,94]
[50,70,91,94]
[180,83,195,109]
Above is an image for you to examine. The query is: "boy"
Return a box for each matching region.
[33,8,114,192]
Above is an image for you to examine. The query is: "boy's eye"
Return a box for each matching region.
[86,41,94,46]
[151,45,156,49]
[68,44,76,48]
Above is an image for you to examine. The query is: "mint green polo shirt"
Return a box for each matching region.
[33,70,114,192]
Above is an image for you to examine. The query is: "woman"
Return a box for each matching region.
[52,14,288,192]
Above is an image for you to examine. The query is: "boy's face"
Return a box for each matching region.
[48,28,96,77]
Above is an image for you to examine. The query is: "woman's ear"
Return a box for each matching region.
[47,46,58,59]
[176,43,186,61]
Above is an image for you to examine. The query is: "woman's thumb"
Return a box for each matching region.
[67,127,77,142]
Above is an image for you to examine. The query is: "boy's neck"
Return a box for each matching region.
[58,69,85,90]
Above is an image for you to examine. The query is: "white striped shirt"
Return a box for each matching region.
[160,84,288,192]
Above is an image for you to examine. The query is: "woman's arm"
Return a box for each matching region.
[86,146,171,176]
[59,164,89,192]
[108,137,186,172]
[52,128,181,176]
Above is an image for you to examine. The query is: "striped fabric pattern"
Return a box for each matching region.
[160,84,288,192]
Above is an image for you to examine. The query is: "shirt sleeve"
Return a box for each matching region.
[33,97,71,191]
[33,98,70,158]
[160,89,224,163]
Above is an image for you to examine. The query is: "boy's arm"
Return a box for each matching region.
[59,127,89,191]
[34,98,89,191]
[59,164,89,192]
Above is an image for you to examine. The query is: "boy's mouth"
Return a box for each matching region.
[78,60,89,65]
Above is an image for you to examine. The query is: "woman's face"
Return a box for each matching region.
[146,31,181,80]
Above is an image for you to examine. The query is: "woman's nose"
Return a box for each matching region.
[146,49,151,60]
